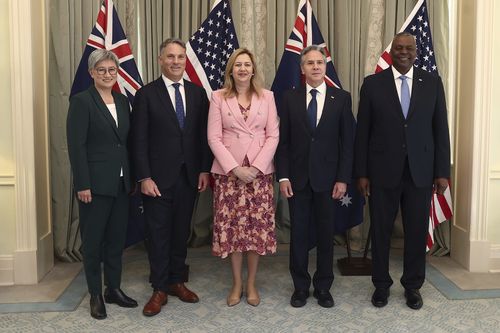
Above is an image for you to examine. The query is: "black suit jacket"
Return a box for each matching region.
[354,67,450,188]
[131,77,212,189]
[276,85,354,192]
[67,86,131,196]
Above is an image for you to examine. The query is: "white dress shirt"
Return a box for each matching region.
[391,66,414,102]
[106,103,123,177]
[162,74,187,115]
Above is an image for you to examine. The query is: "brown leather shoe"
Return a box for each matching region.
[142,291,168,317]
[167,283,199,303]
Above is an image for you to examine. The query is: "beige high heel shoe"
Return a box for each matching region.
[246,288,260,306]
[227,288,243,307]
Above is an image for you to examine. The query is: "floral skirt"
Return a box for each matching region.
[212,172,277,258]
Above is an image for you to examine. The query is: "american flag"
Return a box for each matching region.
[375,0,453,250]
[69,0,144,247]
[271,0,341,112]
[70,0,143,105]
[184,0,239,97]
[271,0,364,235]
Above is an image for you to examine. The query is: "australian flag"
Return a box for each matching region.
[271,0,341,112]
[271,0,364,234]
[69,0,144,247]
[184,0,239,97]
[70,0,143,103]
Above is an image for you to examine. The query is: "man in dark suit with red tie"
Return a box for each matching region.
[276,45,354,308]
[354,32,451,310]
[131,38,212,316]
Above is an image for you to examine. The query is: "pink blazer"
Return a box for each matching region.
[207,89,280,175]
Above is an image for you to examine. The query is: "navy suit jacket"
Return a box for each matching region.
[354,67,450,188]
[131,77,212,189]
[276,85,354,192]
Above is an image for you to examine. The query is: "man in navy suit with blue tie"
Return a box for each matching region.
[132,38,212,316]
[276,45,354,308]
[354,32,451,310]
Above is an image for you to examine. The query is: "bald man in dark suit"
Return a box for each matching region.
[354,32,451,310]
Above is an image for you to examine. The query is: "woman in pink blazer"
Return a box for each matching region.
[207,48,279,307]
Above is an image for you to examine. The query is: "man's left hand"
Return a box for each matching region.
[198,173,210,192]
[434,178,448,195]
[332,182,347,199]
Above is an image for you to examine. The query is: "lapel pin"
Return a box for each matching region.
[418,78,423,82]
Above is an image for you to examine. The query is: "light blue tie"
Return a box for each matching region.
[172,82,185,129]
[400,75,410,118]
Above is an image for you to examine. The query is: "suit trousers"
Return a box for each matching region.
[369,159,432,290]
[78,178,129,294]
[142,165,197,291]
[288,183,336,291]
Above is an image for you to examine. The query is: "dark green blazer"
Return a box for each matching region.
[67,86,131,196]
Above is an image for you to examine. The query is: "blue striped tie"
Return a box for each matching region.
[400,75,410,118]
[172,82,185,129]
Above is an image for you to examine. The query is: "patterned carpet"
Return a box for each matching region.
[1,246,500,332]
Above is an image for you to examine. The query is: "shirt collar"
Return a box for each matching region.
[162,74,184,88]
[306,81,327,95]
[392,66,414,81]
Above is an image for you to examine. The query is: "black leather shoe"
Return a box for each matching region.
[313,289,334,308]
[404,289,423,310]
[290,290,309,308]
[104,288,138,308]
[371,288,389,308]
[90,294,107,320]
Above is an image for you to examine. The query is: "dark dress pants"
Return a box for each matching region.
[79,178,129,294]
[369,160,432,290]
[288,183,336,291]
[142,166,197,291]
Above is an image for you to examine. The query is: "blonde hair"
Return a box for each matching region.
[222,48,263,98]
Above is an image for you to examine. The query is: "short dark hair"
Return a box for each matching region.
[159,38,186,55]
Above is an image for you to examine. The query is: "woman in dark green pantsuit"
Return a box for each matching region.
[67,49,137,320]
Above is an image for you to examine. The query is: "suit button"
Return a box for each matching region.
[228,112,231,116]
[255,125,259,128]
[404,124,408,128]
[402,144,406,148]
[117,144,121,147]
[311,138,315,142]
[231,125,234,128]
[237,134,240,138]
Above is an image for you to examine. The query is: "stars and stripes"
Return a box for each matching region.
[375,0,438,74]
[184,0,239,97]
[70,0,143,105]
[271,0,342,111]
[374,0,453,251]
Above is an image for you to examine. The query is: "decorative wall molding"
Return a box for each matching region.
[0,255,14,286]
[0,175,15,186]
[9,0,39,284]
[469,0,494,241]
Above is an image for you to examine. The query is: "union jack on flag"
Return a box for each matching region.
[184,0,239,97]
[374,0,453,251]
[70,0,143,105]
[271,0,341,112]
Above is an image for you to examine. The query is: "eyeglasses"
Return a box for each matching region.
[95,67,118,75]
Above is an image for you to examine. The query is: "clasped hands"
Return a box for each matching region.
[231,166,259,184]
